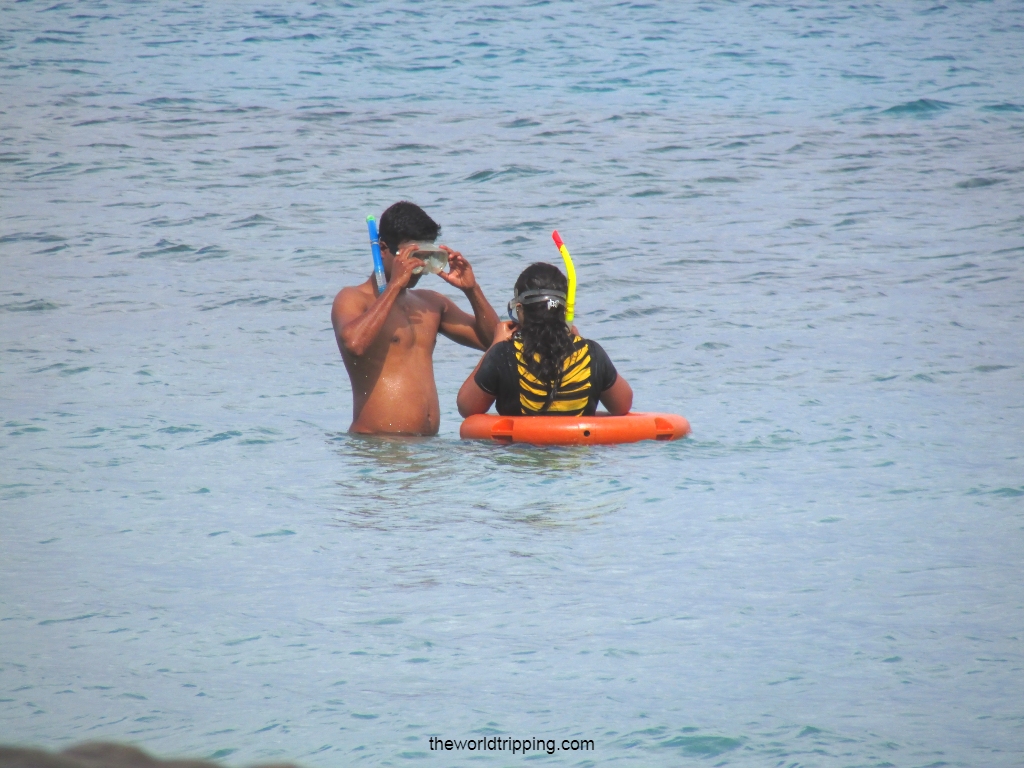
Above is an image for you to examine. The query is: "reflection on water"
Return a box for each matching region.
[330,431,604,474]
[328,433,624,530]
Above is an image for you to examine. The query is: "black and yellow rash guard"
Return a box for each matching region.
[475,335,618,416]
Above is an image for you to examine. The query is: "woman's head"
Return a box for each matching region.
[512,262,568,324]
[512,263,575,410]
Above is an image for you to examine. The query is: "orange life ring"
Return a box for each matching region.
[460,412,690,445]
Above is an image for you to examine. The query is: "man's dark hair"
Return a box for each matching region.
[377,201,440,253]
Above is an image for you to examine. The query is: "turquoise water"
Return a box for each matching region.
[2,2,1023,765]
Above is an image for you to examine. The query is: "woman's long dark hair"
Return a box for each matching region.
[514,262,575,412]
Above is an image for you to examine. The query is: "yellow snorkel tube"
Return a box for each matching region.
[550,230,576,323]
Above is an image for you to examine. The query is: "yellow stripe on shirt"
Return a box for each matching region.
[514,335,593,416]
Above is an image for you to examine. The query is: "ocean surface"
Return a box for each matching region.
[2,2,1023,766]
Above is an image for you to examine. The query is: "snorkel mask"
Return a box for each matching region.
[507,288,568,322]
[410,242,448,275]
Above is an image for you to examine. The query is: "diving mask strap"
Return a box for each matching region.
[508,289,568,322]
[514,288,567,306]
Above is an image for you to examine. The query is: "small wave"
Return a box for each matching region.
[294,109,353,122]
[860,132,919,139]
[139,96,197,106]
[385,143,437,151]
[138,239,194,258]
[609,306,664,320]
[501,118,541,128]
[26,162,81,179]
[955,177,1002,189]
[2,299,61,312]
[195,431,242,446]
[536,129,584,137]
[229,214,274,228]
[968,485,1024,498]
[568,84,618,93]
[974,364,1012,373]
[143,213,221,228]
[38,613,100,626]
[492,220,547,232]
[659,735,742,757]
[31,36,82,45]
[139,240,227,261]
[465,165,547,183]
[194,245,228,260]
[882,98,954,115]
[785,141,817,153]
[981,103,1024,112]
[160,132,217,141]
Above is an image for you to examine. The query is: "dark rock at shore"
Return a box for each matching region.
[0,743,300,768]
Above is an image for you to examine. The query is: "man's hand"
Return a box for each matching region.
[437,246,477,291]
[390,243,426,288]
[491,319,516,346]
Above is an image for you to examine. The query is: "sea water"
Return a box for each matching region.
[2,2,1023,766]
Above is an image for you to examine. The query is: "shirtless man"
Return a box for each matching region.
[331,201,499,435]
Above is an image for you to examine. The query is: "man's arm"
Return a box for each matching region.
[332,246,424,357]
[436,247,499,349]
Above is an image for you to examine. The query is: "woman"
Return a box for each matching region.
[458,262,633,417]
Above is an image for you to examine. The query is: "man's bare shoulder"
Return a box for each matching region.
[332,282,375,327]
[334,282,373,307]
[408,287,452,311]
[337,281,375,300]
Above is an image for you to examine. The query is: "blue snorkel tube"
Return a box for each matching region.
[366,215,387,295]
